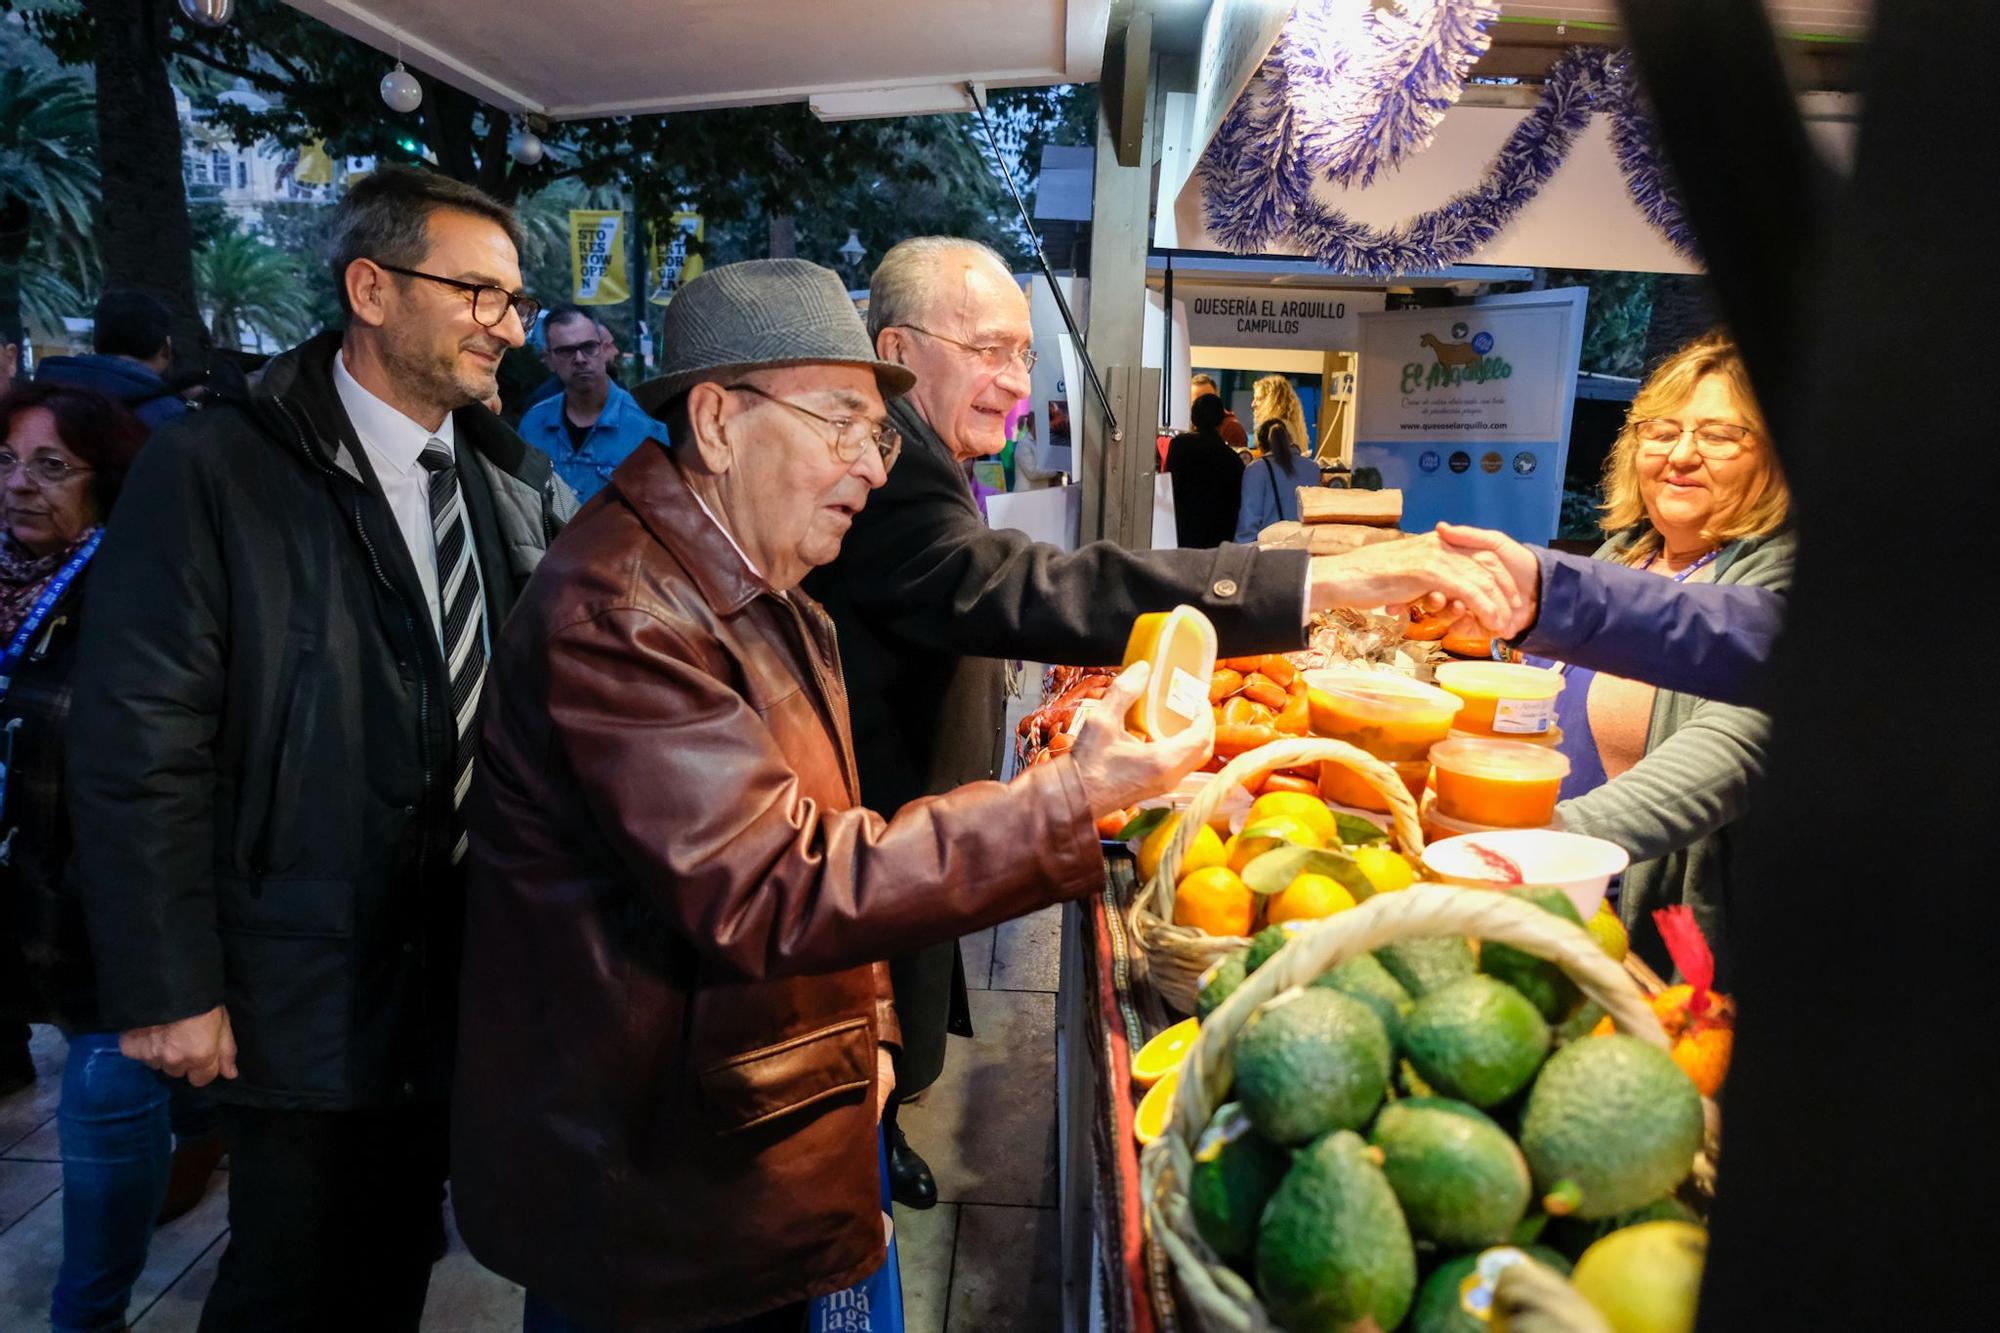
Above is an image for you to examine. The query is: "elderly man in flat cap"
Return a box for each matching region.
[450,259,1210,1333]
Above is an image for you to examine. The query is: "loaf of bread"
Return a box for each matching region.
[1297,487,1404,527]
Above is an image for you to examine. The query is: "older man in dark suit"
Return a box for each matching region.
[761,236,1519,1205]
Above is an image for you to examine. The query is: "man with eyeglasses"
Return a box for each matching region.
[66,164,577,1329]
[793,236,1523,1208]
[517,304,666,501]
[450,258,1210,1331]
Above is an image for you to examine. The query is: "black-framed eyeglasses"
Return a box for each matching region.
[1631,418,1754,459]
[374,263,541,329]
[892,324,1038,374]
[548,338,605,363]
[0,451,94,487]
[725,383,901,469]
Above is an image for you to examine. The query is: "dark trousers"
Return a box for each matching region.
[523,1292,807,1333]
[197,1101,448,1333]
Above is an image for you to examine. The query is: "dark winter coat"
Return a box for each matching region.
[35,353,192,432]
[65,330,575,1110]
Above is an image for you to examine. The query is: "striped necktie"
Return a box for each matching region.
[418,438,486,864]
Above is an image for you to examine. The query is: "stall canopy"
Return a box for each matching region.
[282,0,1112,118]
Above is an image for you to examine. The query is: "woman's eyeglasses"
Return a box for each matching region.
[1632,419,1753,460]
[0,452,94,486]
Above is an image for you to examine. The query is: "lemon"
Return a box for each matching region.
[1173,866,1257,938]
[1266,873,1357,925]
[1247,790,1339,845]
[1570,1221,1707,1333]
[1352,844,1416,895]
[1132,1016,1200,1088]
[1138,814,1226,884]
[1134,1066,1182,1145]
[1226,815,1323,874]
[1588,904,1629,962]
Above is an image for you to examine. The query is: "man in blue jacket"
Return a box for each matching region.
[36,290,193,432]
[516,304,665,500]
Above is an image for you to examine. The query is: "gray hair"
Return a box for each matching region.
[866,236,1014,338]
[328,165,524,317]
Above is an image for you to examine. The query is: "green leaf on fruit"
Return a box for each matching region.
[1239,845,1373,900]
[1333,813,1390,846]
[1115,807,1173,842]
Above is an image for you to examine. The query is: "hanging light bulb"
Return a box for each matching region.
[380,61,424,114]
[509,127,545,166]
[177,0,236,27]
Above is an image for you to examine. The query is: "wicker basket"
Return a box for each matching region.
[1139,882,1720,1331]
[1128,738,1425,1014]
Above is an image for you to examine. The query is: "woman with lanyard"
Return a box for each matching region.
[1526,332,1794,983]
[0,381,167,1333]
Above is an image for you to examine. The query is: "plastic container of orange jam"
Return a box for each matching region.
[1428,737,1571,828]
[1318,756,1430,813]
[1300,669,1465,761]
[1121,606,1218,742]
[1433,661,1565,737]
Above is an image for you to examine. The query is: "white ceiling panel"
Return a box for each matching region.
[283,0,1112,118]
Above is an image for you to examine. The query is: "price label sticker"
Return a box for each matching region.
[1165,666,1207,722]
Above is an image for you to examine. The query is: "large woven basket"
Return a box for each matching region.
[1139,882,1721,1332]
[1128,738,1425,1013]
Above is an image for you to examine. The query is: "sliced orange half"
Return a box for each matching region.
[1131,1016,1200,1088]
[1134,1066,1182,1146]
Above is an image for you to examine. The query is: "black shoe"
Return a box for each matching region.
[887,1125,938,1210]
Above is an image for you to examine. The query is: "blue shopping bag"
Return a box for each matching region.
[809,1130,905,1333]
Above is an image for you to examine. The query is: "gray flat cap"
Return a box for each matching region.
[634,258,915,413]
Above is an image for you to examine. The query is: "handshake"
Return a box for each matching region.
[1307,521,1544,640]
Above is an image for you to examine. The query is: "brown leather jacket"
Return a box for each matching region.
[451,441,1104,1330]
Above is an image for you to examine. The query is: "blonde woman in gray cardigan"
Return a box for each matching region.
[1537,332,1793,981]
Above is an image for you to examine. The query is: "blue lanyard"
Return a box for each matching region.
[1666,548,1721,583]
[0,528,102,697]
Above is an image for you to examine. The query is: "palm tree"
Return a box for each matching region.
[0,63,100,338]
[195,225,315,351]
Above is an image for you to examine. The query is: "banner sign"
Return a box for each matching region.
[1353,289,1587,542]
[648,211,704,306]
[569,209,629,305]
[1178,283,1384,351]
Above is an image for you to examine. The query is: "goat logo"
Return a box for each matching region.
[1402,326,1513,393]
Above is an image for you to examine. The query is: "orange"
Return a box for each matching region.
[1246,790,1339,844]
[1172,866,1256,938]
[1225,815,1322,874]
[1137,814,1226,884]
[1265,872,1357,925]
[1671,1026,1733,1098]
[1122,605,1218,741]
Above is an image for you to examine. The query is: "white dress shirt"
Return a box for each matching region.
[333,353,482,648]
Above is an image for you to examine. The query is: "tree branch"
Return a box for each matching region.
[162,39,297,96]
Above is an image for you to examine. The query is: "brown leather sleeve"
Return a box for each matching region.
[545,608,1104,981]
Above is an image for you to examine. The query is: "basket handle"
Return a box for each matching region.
[1132,737,1426,932]
[1166,883,1666,1149]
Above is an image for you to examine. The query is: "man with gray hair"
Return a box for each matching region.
[796,236,1522,1205]
[68,164,576,1328]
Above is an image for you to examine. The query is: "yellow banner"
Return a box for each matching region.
[569,209,629,305]
[647,211,705,306]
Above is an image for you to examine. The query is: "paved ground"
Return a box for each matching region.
[0,908,1065,1332]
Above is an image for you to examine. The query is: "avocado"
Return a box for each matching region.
[1518,1035,1705,1220]
[1402,976,1552,1109]
[1256,1130,1417,1333]
[1477,886,1585,1021]
[1370,1097,1532,1247]
[1411,1246,1573,1333]
[1233,988,1392,1146]
[1244,923,1301,976]
[1312,953,1414,1048]
[1376,936,1477,997]
[1196,953,1250,1020]
[1188,1101,1290,1265]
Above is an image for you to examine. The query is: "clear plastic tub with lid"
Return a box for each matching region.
[1433,661,1565,738]
[1428,736,1571,828]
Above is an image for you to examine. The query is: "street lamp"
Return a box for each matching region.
[838,228,865,282]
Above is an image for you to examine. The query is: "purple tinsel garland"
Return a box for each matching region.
[1201,39,1700,273]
